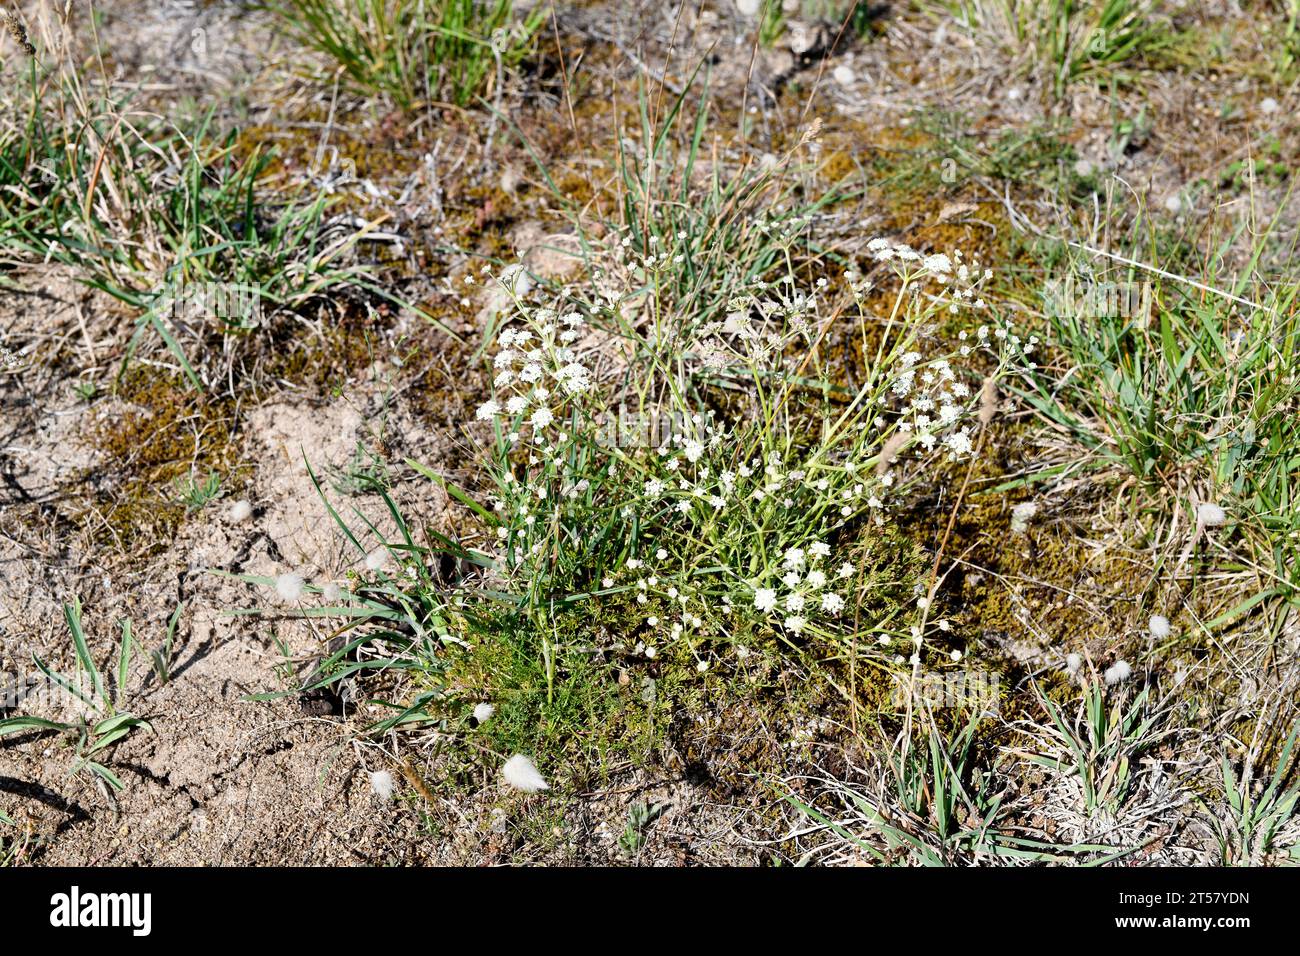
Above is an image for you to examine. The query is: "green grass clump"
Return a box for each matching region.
[0,61,434,389]
[0,599,152,795]
[937,0,1180,99]
[275,0,542,111]
[1017,210,1300,609]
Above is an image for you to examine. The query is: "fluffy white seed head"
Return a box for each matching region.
[735,0,762,15]
[365,548,388,572]
[275,572,304,602]
[1197,502,1227,527]
[228,499,253,522]
[369,769,396,801]
[502,754,549,793]
[323,581,343,603]
[1104,660,1132,685]
[1148,615,1171,639]
[1066,652,1082,675]
[473,702,495,723]
[1010,501,1038,534]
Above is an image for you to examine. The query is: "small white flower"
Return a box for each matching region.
[275,572,304,602]
[228,499,253,522]
[783,615,806,633]
[1148,615,1171,639]
[369,769,396,801]
[473,702,495,723]
[502,754,549,793]
[754,588,778,613]
[1104,660,1132,685]
[821,593,845,614]
[531,407,554,429]
[476,400,500,421]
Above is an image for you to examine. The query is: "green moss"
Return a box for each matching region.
[78,366,244,554]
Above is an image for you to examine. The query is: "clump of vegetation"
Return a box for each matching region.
[275,0,543,110]
[1019,209,1300,611]
[253,81,1028,799]
[0,600,151,796]
[0,14,438,391]
[939,0,1180,98]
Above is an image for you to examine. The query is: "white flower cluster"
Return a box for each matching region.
[885,351,979,460]
[752,543,852,635]
[867,238,993,312]
[691,281,830,368]
[476,305,594,433]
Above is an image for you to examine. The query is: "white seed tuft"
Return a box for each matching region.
[369,769,396,800]
[473,702,495,723]
[1065,652,1082,675]
[1148,615,1171,639]
[228,499,253,522]
[1104,660,1132,685]
[1197,502,1227,527]
[1010,501,1038,534]
[275,572,304,602]
[502,754,549,793]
